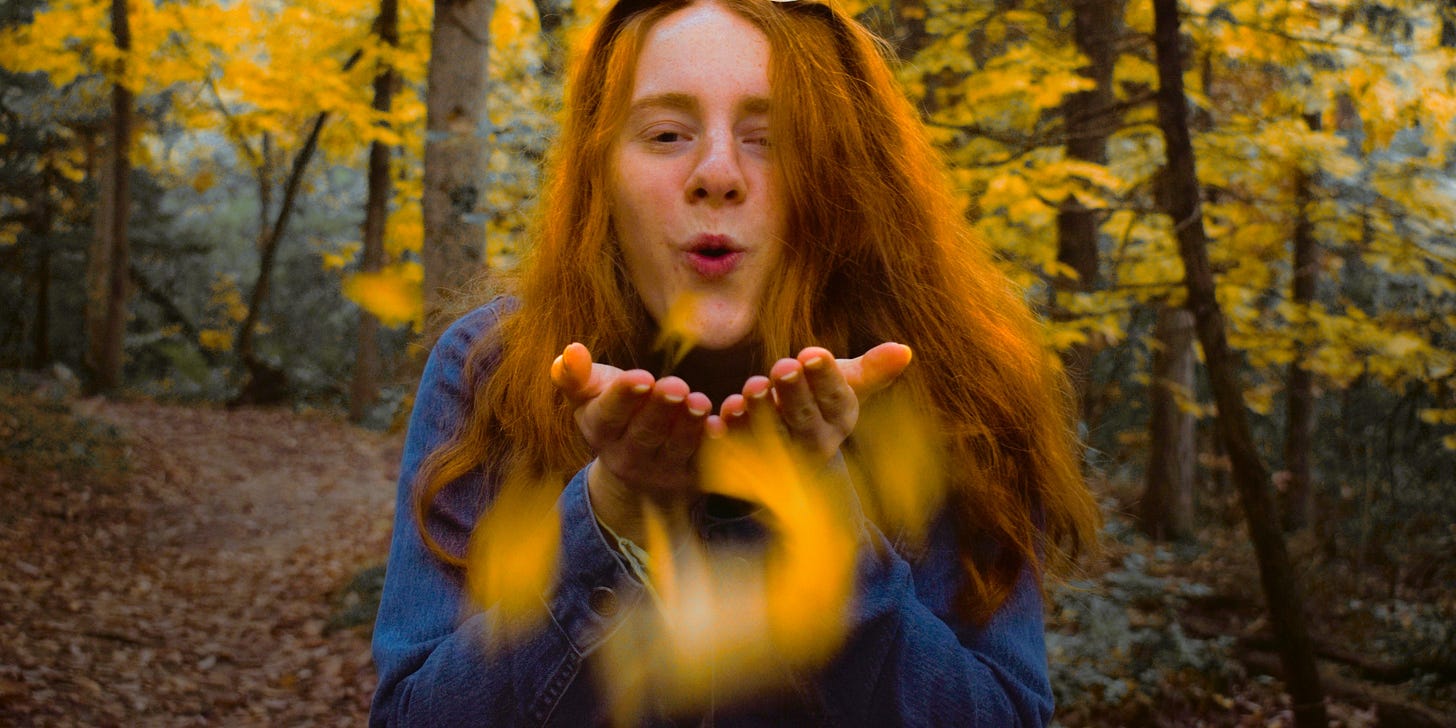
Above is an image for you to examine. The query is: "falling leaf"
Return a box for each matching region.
[464,472,561,643]
[848,387,948,551]
[652,292,703,372]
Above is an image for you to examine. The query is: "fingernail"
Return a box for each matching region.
[688,403,708,417]
[804,356,828,371]
[663,392,685,404]
[630,383,651,395]
[778,369,800,383]
[749,388,769,400]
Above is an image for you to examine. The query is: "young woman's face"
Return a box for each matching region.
[608,1,787,351]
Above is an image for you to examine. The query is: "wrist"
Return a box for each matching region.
[586,460,645,544]
[585,459,692,546]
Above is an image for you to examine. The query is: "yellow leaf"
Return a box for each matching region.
[464,471,560,642]
[198,329,232,353]
[343,268,422,329]
[653,291,703,372]
[849,387,947,549]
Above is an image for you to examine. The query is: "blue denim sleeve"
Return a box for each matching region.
[820,515,1054,728]
[369,303,648,726]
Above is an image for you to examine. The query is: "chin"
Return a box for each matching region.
[691,316,755,351]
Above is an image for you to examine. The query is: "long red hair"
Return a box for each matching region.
[415,0,1100,624]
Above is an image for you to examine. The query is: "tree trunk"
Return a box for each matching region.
[28,183,54,369]
[1055,0,1124,419]
[86,0,132,393]
[85,132,112,380]
[1150,0,1327,723]
[1140,305,1196,540]
[350,0,400,422]
[422,0,492,327]
[1281,116,1321,532]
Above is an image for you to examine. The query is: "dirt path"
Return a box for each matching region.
[1,398,403,726]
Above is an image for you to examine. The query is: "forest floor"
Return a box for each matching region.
[1,382,1452,726]
[0,390,400,726]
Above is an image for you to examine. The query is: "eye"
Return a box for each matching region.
[651,130,685,143]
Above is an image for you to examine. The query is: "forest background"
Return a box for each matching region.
[1,0,1454,724]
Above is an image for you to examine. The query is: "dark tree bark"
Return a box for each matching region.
[85,0,132,393]
[1150,0,1327,723]
[1140,305,1196,540]
[350,0,400,422]
[1055,0,1124,419]
[27,181,54,369]
[422,0,492,328]
[1281,115,1321,531]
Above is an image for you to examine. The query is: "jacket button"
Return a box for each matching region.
[589,586,619,617]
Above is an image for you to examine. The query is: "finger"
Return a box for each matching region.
[770,357,822,436]
[622,377,692,456]
[578,369,654,443]
[718,393,749,427]
[798,347,857,424]
[740,375,778,433]
[705,414,728,440]
[552,342,631,405]
[550,342,593,395]
[839,343,913,399]
[659,391,710,463]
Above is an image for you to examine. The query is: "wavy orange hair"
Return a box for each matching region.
[415,0,1100,624]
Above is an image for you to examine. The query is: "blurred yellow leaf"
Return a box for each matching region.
[653,291,702,372]
[849,387,948,550]
[464,472,560,642]
[343,268,422,329]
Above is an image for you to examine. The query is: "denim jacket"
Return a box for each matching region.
[370,300,1054,726]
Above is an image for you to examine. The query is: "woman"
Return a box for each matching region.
[371,0,1100,724]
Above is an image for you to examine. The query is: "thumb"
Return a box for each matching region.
[840,343,913,399]
[551,343,600,400]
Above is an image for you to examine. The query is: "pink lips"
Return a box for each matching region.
[683,234,744,280]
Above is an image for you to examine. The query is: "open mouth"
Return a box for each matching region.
[684,236,743,279]
[694,245,733,259]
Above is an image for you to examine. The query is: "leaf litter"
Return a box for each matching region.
[1,391,400,726]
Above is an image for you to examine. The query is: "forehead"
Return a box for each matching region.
[630,2,772,101]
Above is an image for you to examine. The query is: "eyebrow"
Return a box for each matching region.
[628,92,771,116]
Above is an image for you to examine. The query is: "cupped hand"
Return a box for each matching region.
[708,343,913,463]
[551,343,711,539]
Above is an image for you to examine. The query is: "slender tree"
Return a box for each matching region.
[232,51,363,405]
[1281,116,1321,531]
[1055,0,1125,419]
[1151,0,1326,722]
[84,0,132,393]
[350,0,400,421]
[1140,304,1196,540]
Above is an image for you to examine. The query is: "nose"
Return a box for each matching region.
[686,133,745,205]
